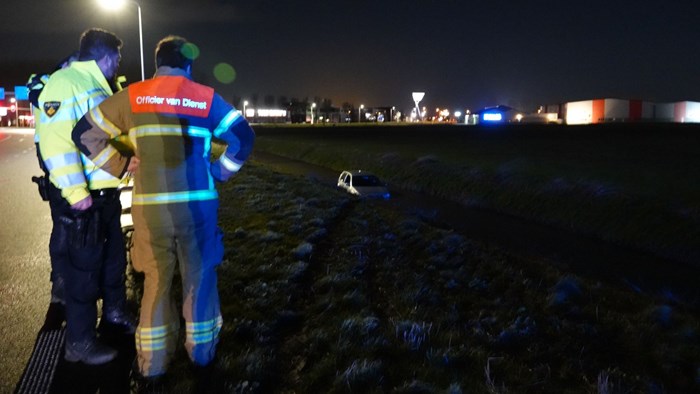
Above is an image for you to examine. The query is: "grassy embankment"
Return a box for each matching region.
[132,131,699,392]
[251,122,700,266]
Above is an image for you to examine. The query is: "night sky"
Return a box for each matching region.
[1,0,699,113]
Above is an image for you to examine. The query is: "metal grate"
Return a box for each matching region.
[14,328,65,394]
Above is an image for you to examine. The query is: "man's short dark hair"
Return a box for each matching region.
[155,36,193,70]
[79,28,122,61]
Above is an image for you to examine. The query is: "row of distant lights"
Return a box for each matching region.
[410,107,473,121]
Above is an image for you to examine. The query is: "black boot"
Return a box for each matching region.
[102,308,138,334]
[64,338,117,365]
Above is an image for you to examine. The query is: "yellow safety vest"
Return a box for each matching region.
[36,60,122,204]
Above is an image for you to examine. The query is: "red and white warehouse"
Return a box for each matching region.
[564,99,700,124]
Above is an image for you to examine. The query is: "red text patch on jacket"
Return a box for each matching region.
[128,76,214,118]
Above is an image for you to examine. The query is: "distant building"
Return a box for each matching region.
[467,98,700,125]
[244,108,288,124]
[471,105,518,124]
[655,101,700,123]
[564,99,655,124]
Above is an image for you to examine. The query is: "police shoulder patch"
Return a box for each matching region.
[43,101,61,117]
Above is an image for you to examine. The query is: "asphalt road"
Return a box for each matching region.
[0,128,52,393]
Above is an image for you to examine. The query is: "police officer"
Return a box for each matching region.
[72,35,255,387]
[28,51,79,326]
[37,28,135,365]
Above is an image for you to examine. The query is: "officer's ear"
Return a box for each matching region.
[96,55,108,69]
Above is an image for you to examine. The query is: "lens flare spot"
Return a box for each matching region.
[181,43,200,60]
[213,63,237,84]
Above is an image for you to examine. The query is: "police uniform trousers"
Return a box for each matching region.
[57,189,128,344]
[132,200,224,377]
[46,182,69,303]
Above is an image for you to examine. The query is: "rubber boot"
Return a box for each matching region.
[64,339,117,365]
[102,308,138,334]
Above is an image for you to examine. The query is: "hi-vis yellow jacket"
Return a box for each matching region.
[36,60,122,205]
[27,73,50,143]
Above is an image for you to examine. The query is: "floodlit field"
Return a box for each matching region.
[135,123,699,392]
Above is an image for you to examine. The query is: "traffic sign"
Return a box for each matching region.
[15,86,29,101]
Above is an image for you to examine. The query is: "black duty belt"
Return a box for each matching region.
[90,188,120,199]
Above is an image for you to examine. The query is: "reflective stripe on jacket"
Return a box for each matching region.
[73,67,255,213]
[36,60,120,204]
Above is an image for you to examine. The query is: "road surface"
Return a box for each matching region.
[0,128,52,392]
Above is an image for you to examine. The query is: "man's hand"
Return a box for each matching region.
[127,156,140,172]
[71,195,93,211]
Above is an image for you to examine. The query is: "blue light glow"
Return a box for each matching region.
[483,113,502,122]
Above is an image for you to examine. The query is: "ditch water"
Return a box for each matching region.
[252,151,700,308]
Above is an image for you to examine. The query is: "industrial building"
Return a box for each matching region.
[472,99,700,125]
[565,99,700,124]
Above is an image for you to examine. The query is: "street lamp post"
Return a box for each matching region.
[136,3,144,81]
[243,100,248,118]
[311,102,316,124]
[358,104,364,123]
[97,0,145,81]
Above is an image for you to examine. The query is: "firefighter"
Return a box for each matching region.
[37,28,135,365]
[71,35,255,387]
[27,51,79,326]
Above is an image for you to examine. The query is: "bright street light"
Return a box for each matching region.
[358,104,364,122]
[243,100,248,117]
[311,102,316,124]
[97,0,145,81]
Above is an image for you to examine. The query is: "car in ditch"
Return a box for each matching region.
[337,170,390,199]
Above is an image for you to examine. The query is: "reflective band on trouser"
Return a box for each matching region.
[136,323,178,352]
[179,215,224,367]
[185,315,222,367]
[135,322,179,376]
[186,315,223,347]
[132,223,181,377]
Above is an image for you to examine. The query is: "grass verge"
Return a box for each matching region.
[132,161,699,393]
[252,122,700,266]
